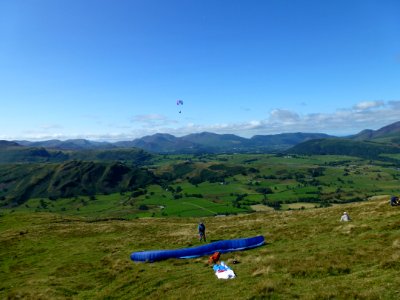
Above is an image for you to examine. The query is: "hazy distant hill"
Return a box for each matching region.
[287,121,400,159]
[182,132,249,150]
[350,121,400,145]
[115,132,240,153]
[250,132,332,151]
[115,132,334,153]
[17,139,116,150]
[11,132,334,153]
[0,140,21,148]
[115,133,198,153]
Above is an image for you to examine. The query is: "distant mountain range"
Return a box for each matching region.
[115,132,334,153]
[2,120,399,155]
[15,139,116,150]
[13,132,333,153]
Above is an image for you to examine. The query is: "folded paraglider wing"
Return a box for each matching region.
[130,235,265,262]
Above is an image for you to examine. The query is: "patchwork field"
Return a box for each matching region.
[5,154,400,219]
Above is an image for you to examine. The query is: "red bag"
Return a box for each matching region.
[208,251,221,264]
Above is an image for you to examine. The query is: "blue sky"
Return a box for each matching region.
[1,0,399,141]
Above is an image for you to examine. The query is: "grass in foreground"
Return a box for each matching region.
[1,196,400,299]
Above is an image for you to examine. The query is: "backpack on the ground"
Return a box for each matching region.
[208,251,221,264]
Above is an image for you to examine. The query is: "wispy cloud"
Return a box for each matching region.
[269,109,300,124]
[353,100,384,111]
[131,114,177,127]
[4,100,399,141]
[165,100,400,137]
[39,124,63,130]
[14,124,64,140]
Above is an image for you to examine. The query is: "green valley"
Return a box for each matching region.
[2,154,400,219]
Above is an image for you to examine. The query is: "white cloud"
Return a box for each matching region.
[353,100,384,111]
[39,124,63,130]
[4,100,400,141]
[131,114,177,126]
[269,109,300,123]
[179,100,400,137]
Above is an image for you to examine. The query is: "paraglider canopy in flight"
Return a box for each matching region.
[177,99,183,113]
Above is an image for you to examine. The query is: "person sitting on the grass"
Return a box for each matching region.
[390,196,399,206]
[340,211,351,222]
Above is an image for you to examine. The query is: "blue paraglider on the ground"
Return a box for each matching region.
[130,235,265,262]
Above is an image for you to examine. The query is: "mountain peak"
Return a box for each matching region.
[352,121,400,140]
[375,121,400,135]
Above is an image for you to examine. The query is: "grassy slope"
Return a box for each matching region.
[1,196,400,299]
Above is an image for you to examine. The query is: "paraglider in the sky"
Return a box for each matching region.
[177,99,183,113]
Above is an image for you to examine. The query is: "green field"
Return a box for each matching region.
[1,197,400,299]
[1,153,400,298]
[4,154,400,219]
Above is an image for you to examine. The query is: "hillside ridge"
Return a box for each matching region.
[1,196,399,299]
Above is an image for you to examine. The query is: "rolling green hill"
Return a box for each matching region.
[0,146,68,163]
[0,146,152,164]
[0,160,155,207]
[1,196,399,299]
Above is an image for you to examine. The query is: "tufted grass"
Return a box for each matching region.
[1,196,400,299]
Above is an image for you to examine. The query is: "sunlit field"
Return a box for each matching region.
[1,196,400,299]
[7,154,400,220]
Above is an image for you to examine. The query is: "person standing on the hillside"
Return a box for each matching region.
[198,221,206,242]
[340,212,351,222]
